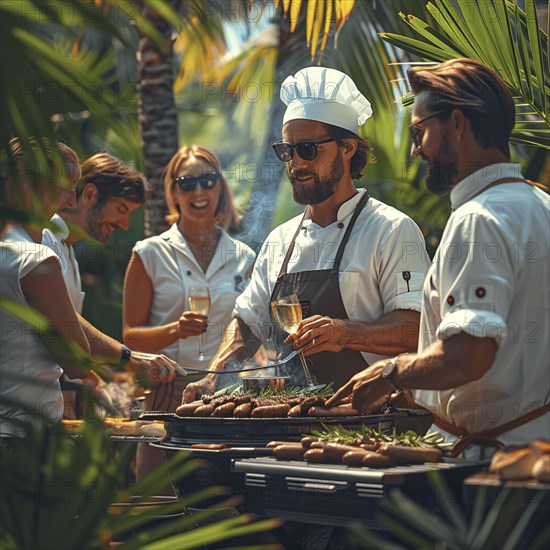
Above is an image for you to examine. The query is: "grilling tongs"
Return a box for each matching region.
[175,346,305,376]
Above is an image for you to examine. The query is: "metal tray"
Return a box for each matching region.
[140,411,421,446]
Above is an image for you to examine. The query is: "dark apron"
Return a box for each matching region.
[270,191,370,389]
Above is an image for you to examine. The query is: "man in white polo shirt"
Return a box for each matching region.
[328,59,549,456]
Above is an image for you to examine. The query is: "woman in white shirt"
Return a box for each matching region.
[123,145,256,385]
[123,145,255,483]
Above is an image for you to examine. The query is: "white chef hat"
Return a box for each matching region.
[280,66,373,135]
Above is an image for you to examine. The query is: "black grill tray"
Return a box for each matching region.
[139,410,431,447]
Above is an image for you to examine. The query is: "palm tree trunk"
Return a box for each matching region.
[138,1,180,237]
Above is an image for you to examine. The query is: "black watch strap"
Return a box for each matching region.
[120,344,132,367]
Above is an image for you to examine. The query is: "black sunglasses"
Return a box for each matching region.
[272,138,335,162]
[409,109,451,148]
[175,172,220,192]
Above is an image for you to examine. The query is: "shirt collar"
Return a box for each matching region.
[304,187,366,227]
[164,222,228,254]
[49,214,70,241]
[4,225,34,243]
[450,162,523,210]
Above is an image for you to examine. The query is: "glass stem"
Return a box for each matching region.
[199,333,205,357]
[298,352,314,387]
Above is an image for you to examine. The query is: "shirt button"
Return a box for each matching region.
[186,270,192,276]
[446,295,455,306]
[337,222,344,229]
[475,287,486,298]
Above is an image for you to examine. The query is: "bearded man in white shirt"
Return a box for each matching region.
[328,59,550,457]
[42,152,182,401]
[182,67,431,402]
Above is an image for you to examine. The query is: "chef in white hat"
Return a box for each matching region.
[182,67,430,400]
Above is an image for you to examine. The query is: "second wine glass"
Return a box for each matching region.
[270,294,314,386]
[188,286,211,361]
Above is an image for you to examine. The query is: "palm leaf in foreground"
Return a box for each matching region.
[348,470,550,549]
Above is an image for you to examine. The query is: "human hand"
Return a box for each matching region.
[182,376,215,403]
[324,360,392,413]
[81,370,106,398]
[129,351,179,383]
[284,315,348,356]
[178,311,208,339]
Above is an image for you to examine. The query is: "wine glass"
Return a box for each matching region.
[188,286,211,361]
[270,294,314,386]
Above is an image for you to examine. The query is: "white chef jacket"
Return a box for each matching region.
[133,224,256,369]
[42,214,85,314]
[1,226,64,436]
[234,188,431,366]
[414,163,550,446]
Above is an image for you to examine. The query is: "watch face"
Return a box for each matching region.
[382,360,395,379]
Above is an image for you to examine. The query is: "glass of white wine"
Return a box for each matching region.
[188,286,211,361]
[270,294,314,386]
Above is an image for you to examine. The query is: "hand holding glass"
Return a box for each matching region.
[271,294,314,386]
[188,287,210,361]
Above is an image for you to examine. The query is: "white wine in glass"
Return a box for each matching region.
[270,294,314,386]
[188,287,211,360]
[271,301,302,334]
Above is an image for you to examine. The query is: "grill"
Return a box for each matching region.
[233,456,486,528]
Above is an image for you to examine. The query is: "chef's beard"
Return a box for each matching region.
[290,154,344,205]
[424,141,459,195]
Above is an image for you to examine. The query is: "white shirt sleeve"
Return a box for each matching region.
[378,218,430,314]
[434,211,512,347]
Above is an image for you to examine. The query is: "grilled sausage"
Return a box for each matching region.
[251,404,291,418]
[361,452,394,468]
[176,401,203,416]
[266,440,302,449]
[287,404,302,417]
[301,436,317,449]
[303,448,326,463]
[359,443,380,452]
[378,445,442,464]
[211,402,236,417]
[273,445,306,460]
[194,404,215,417]
[342,450,370,467]
[191,443,228,450]
[233,402,253,418]
[307,404,359,417]
[323,443,366,461]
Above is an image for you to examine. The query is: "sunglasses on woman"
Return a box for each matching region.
[272,138,335,162]
[175,172,220,192]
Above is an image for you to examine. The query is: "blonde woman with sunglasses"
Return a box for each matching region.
[122,145,255,484]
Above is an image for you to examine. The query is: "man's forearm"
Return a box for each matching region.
[343,309,420,355]
[78,313,122,362]
[209,317,262,371]
[393,332,497,390]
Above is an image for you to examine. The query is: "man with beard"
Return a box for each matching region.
[42,152,181,415]
[182,66,430,401]
[327,59,549,456]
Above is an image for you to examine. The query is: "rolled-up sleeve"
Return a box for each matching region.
[379,218,431,314]
[435,212,514,349]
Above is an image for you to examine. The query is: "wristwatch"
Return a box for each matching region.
[120,344,132,367]
[381,356,402,392]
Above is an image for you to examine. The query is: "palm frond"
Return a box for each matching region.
[380,0,550,149]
